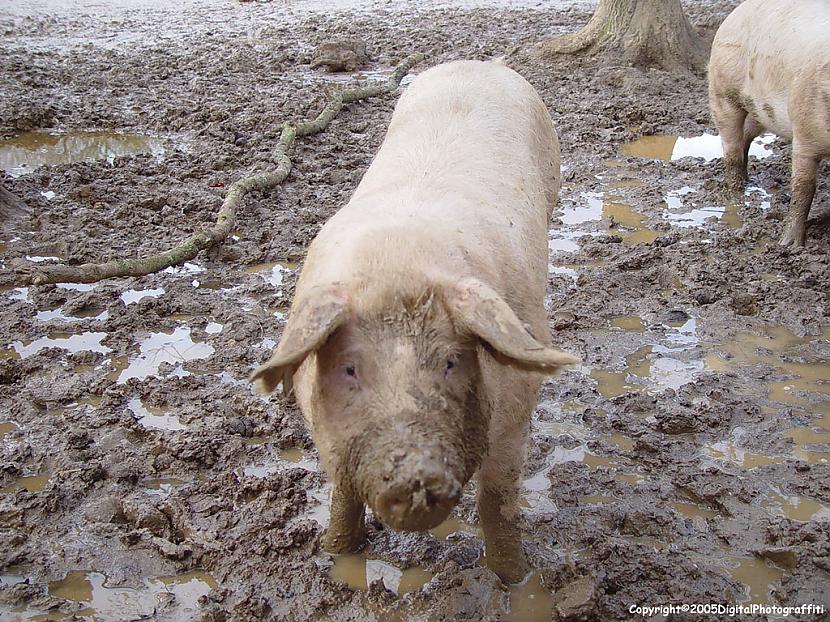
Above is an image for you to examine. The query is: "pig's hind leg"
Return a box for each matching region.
[780,146,820,247]
[780,80,827,247]
[711,91,752,191]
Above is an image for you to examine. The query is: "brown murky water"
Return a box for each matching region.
[0,130,165,177]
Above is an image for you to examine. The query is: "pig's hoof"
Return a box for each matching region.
[488,554,531,585]
[779,228,805,247]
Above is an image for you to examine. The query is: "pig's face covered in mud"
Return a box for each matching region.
[311,292,487,532]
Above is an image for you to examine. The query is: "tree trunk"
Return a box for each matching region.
[539,0,707,73]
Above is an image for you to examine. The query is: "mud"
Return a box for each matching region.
[1,0,829,620]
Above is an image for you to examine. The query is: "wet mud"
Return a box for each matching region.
[1,0,829,620]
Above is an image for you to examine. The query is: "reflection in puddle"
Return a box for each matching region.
[1,130,165,177]
[703,435,785,470]
[7,287,30,302]
[117,327,214,383]
[1,473,50,494]
[604,202,661,244]
[622,133,774,162]
[244,261,298,287]
[30,569,216,620]
[559,192,603,225]
[143,477,187,497]
[726,557,784,604]
[127,398,186,431]
[591,321,702,397]
[11,332,111,358]
[706,325,830,463]
[120,287,165,305]
[506,572,554,622]
[329,554,432,595]
[242,447,319,478]
[763,489,830,522]
[35,307,108,323]
[1,421,18,440]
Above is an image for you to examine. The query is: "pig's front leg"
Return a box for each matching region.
[780,148,819,247]
[477,417,530,584]
[323,483,366,553]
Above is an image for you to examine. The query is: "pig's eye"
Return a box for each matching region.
[344,365,357,378]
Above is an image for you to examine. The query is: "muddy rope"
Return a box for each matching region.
[27,53,424,286]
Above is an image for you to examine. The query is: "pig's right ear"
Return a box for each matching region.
[249,285,348,396]
[446,278,580,373]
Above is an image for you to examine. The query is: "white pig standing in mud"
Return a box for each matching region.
[251,60,578,583]
[708,0,830,247]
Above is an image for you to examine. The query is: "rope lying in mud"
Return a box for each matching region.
[28,53,424,286]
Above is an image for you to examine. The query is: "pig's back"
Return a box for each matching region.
[712,0,830,137]
[303,60,559,299]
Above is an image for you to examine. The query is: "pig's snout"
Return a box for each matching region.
[373,460,461,531]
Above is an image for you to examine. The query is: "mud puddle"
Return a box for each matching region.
[328,554,432,595]
[4,569,216,621]
[1,130,166,177]
[116,326,215,383]
[621,132,775,162]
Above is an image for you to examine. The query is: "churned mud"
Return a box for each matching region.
[1,0,829,620]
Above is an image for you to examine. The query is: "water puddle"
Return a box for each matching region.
[725,557,784,604]
[762,489,830,522]
[621,133,774,162]
[429,515,479,540]
[559,192,603,225]
[506,572,555,622]
[554,192,660,247]
[703,439,785,470]
[1,473,50,494]
[1,130,165,177]
[243,261,298,288]
[609,315,646,332]
[608,433,635,451]
[1,421,19,441]
[117,326,214,383]
[143,477,187,497]
[241,447,319,478]
[671,501,718,521]
[35,307,108,323]
[591,320,703,398]
[11,332,111,358]
[603,202,662,244]
[706,325,830,463]
[16,569,217,620]
[120,287,165,305]
[127,397,186,431]
[328,554,432,595]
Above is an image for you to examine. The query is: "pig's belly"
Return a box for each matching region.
[744,75,794,140]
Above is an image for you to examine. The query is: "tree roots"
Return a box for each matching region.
[27,53,424,286]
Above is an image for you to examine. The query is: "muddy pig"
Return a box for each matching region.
[708,0,830,246]
[251,60,578,583]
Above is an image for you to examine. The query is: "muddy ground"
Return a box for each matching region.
[1,0,829,620]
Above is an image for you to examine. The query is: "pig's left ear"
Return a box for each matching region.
[446,278,580,373]
[250,285,347,396]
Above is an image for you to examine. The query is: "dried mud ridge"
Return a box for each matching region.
[1,1,829,621]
